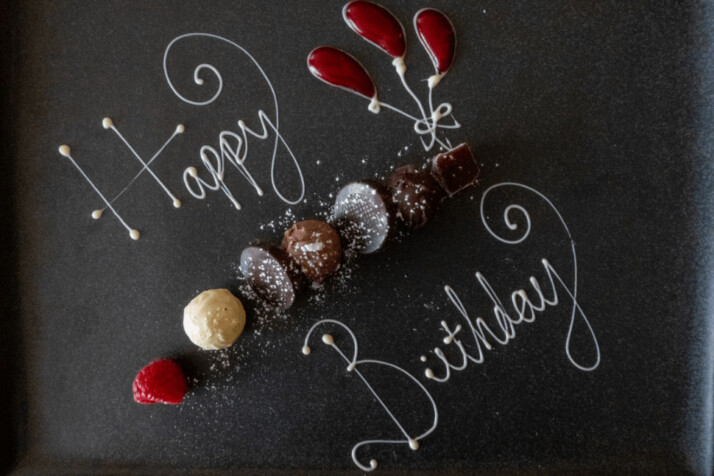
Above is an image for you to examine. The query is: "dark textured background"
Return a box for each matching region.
[3,1,714,474]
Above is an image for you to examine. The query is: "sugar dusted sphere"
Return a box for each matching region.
[332,181,394,254]
[240,245,299,311]
[282,220,342,283]
[388,164,444,229]
[183,289,246,350]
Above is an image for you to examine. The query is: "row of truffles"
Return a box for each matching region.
[239,143,479,312]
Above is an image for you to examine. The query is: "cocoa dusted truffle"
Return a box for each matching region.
[430,143,479,196]
[332,181,394,254]
[240,245,299,311]
[282,220,342,283]
[387,164,444,229]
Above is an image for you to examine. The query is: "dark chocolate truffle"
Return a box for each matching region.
[332,181,393,254]
[240,245,299,311]
[387,164,444,229]
[430,143,479,196]
[282,220,342,283]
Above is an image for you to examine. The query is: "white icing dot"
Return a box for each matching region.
[187,167,198,177]
[409,439,419,450]
[346,362,356,372]
[91,209,103,219]
[370,460,377,469]
[392,56,406,75]
[102,117,113,129]
[195,77,204,85]
[368,97,380,114]
[302,345,311,355]
[428,74,442,89]
[129,229,140,240]
[238,120,246,128]
[425,368,434,379]
[173,198,182,208]
[420,355,427,362]
[58,145,70,157]
[176,124,185,133]
[321,334,334,345]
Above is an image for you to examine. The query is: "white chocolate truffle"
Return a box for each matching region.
[183,289,246,350]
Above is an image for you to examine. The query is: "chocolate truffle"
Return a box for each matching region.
[183,289,246,350]
[430,143,479,196]
[240,245,299,311]
[387,164,444,229]
[282,220,342,283]
[332,181,393,253]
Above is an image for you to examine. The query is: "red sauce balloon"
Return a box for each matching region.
[414,8,456,75]
[343,0,406,58]
[307,46,376,99]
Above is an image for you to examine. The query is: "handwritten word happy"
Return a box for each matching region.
[59,33,305,240]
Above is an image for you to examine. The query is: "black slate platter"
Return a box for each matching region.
[2,1,714,474]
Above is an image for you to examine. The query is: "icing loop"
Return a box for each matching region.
[423,183,601,382]
[164,33,305,206]
[467,183,599,369]
[480,183,601,371]
[303,319,439,472]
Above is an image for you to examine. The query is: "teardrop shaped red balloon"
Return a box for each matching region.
[414,8,456,74]
[343,0,406,59]
[307,46,376,99]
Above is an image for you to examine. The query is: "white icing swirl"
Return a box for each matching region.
[164,33,305,206]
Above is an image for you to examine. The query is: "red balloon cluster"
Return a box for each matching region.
[307,1,456,102]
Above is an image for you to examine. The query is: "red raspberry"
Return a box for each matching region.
[132,359,188,405]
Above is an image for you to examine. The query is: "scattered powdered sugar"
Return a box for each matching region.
[258,207,295,233]
[301,241,324,252]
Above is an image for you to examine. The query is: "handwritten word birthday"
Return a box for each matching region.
[302,182,601,471]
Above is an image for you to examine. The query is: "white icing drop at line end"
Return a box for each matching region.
[368,97,381,114]
[392,56,407,75]
[428,74,443,89]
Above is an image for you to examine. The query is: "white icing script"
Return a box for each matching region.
[164,33,305,207]
[57,118,185,240]
[302,319,438,472]
[423,182,601,381]
[58,33,306,240]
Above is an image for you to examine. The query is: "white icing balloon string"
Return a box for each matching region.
[303,319,438,472]
[396,69,433,144]
[94,119,184,217]
[376,99,453,151]
[163,33,305,205]
[57,145,140,240]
